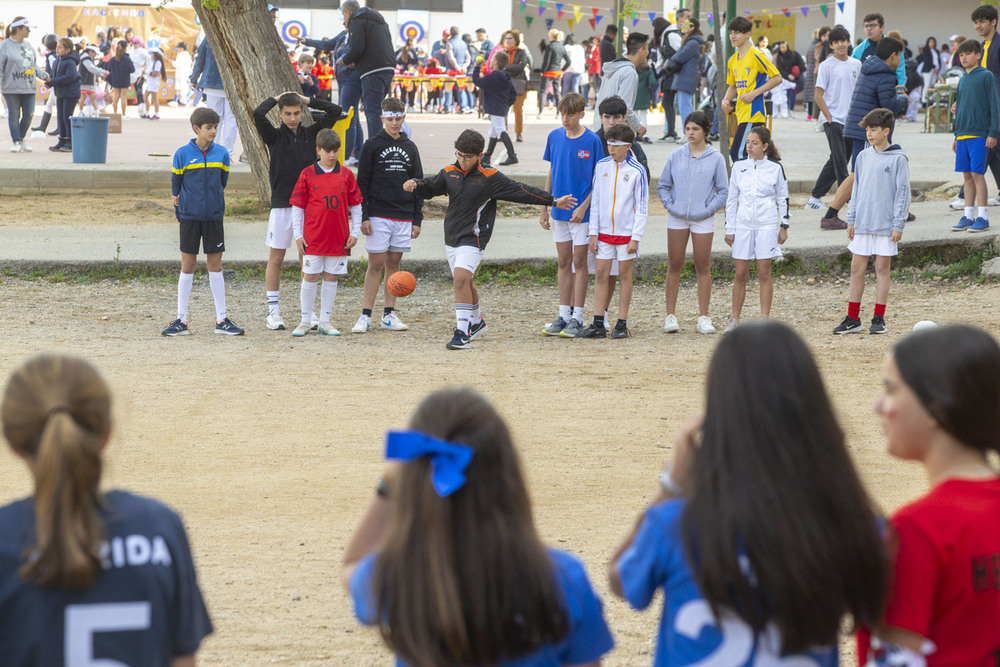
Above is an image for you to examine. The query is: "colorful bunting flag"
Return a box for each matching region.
[545,18,554,28]
[573,5,582,22]
[632,18,639,26]
[837,1,844,11]
[556,3,564,19]
[782,8,790,17]
[648,12,657,23]
[801,6,808,16]
[820,4,829,17]
[591,7,599,18]
[568,18,575,29]
[588,17,596,30]
[519,0,526,13]
[538,5,545,17]
[707,12,714,28]
[526,15,534,26]
[595,15,604,25]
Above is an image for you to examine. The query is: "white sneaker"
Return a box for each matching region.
[352,314,371,333]
[310,314,320,330]
[722,316,739,335]
[10,142,21,153]
[266,309,285,330]
[317,321,341,336]
[604,313,612,330]
[291,321,311,337]
[381,312,408,331]
[806,197,824,209]
[949,197,966,210]
[696,315,716,334]
[991,195,1000,206]
[345,156,359,167]
[664,314,680,333]
[19,141,32,152]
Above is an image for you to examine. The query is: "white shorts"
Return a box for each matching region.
[731,228,783,261]
[586,248,619,276]
[446,245,484,275]
[596,240,638,262]
[848,232,898,257]
[667,213,715,234]
[489,114,506,139]
[266,207,294,250]
[366,216,413,254]
[552,219,590,246]
[301,255,349,275]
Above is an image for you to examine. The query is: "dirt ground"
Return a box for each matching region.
[0,275,996,665]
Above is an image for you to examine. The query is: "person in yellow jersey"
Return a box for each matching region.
[720,16,782,162]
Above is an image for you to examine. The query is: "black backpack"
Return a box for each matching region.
[79,54,94,87]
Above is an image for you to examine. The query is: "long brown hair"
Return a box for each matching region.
[2,355,110,589]
[748,126,781,161]
[682,322,886,653]
[372,388,568,666]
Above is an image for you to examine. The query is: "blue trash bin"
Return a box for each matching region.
[71,116,109,164]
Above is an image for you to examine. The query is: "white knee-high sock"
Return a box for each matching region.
[208,271,226,321]
[177,272,194,321]
[300,280,318,323]
[320,280,338,322]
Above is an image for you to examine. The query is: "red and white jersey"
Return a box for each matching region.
[289,162,363,256]
[587,154,648,245]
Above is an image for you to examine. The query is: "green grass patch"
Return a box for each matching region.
[225,197,269,219]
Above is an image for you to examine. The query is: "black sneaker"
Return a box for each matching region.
[611,321,630,339]
[869,315,887,334]
[215,317,245,335]
[469,317,488,340]
[499,156,518,166]
[161,318,189,336]
[832,316,863,335]
[446,329,471,349]
[575,324,606,339]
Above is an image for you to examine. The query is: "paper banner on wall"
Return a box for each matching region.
[573,5,582,22]
[545,18,554,28]
[837,1,845,11]
[556,3,564,19]
[747,13,796,48]
[588,17,596,30]
[526,15,534,26]
[819,4,828,17]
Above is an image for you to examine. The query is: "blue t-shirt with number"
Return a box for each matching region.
[616,499,838,667]
[351,547,615,666]
[542,127,605,223]
[0,490,213,667]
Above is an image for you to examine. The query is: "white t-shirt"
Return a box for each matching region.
[815,55,862,125]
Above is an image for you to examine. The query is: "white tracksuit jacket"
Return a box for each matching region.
[588,154,649,243]
[724,156,790,234]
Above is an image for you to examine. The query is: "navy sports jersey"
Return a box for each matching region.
[351,548,614,666]
[0,490,212,666]
[542,128,604,223]
[616,499,837,667]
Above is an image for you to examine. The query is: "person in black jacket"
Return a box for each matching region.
[352,97,424,335]
[538,29,571,115]
[336,0,394,142]
[403,130,576,350]
[599,25,618,66]
[473,51,519,166]
[254,91,343,331]
[48,38,81,153]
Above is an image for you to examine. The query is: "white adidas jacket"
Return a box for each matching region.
[588,154,648,243]
[724,156,790,234]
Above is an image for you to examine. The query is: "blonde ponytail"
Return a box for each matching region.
[2,355,111,589]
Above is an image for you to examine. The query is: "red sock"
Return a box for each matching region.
[874,303,886,318]
[848,301,861,320]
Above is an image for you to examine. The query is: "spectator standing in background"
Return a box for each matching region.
[563,34,585,96]
[584,36,601,107]
[600,24,618,65]
[538,29,570,117]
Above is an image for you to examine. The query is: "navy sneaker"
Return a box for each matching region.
[575,323,607,339]
[446,329,471,350]
[952,216,975,232]
[215,317,245,336]
[161,318,189,336]
[968,217,991,233]
[469,317,488,340]
[833,316,863,334]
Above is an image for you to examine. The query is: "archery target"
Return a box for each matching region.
[399,20,424,43]
[281,20,307,43]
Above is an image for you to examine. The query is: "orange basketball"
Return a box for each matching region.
[387,271,416,297]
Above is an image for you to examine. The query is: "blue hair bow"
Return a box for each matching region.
[385,431,474,497]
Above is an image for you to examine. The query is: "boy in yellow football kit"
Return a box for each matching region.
[720,17,782,162]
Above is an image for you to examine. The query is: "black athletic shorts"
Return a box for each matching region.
[179,219,225,255]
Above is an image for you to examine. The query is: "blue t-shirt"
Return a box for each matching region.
[616,499,838,667]
[351,548,614,666]
[542,128,605,223]
[0,490,213,667]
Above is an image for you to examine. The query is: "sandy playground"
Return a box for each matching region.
[0,273,997,665]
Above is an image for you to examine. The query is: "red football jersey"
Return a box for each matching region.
[289,162,363,256]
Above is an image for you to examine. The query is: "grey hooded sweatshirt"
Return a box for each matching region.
[594,58,639,131]
[847,144,911,235]
[657,143,729,221]
[0,37,39,94]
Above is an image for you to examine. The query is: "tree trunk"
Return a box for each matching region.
[192,0,308,204]
[712,0,731,173]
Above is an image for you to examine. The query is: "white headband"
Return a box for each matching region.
[606,139,630,146]
[381,111,405,118]
[9,18,36,29]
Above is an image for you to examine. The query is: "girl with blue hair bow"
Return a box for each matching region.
[342,387,615,667]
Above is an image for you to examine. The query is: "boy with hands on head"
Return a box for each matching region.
[289,129,363,337]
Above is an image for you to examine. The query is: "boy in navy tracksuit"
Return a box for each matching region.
[950,39,1000,233]
[472,51,518,166]
[163,108,244,337]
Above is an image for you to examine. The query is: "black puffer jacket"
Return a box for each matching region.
[540,40,571,72]
[340,7,395,78]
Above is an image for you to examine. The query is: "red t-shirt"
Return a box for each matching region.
[858,478,1000,666]
[289,162,363,257]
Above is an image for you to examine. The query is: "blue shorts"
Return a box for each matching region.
[850,139,869,172]
[955,137,989,174]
